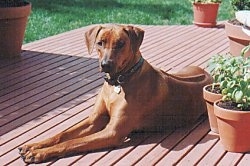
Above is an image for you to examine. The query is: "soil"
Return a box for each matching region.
[206,84,222,94]
[217,100,250,111]
[228,19,244,26]
[0,1,29,8]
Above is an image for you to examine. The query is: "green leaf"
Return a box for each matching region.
[237,103,243,109]
[220,80,227,89]
[222,88,227,95]
[235,90,243,103]
[241,45,250,57]
[244,73,250,81]
[217,74,225,82]
[222,95,228,101]
[228,81,236,88]
[240,80,247,89]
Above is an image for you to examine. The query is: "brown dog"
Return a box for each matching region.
[19,24,212,163]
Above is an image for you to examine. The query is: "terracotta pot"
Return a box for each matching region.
[192,3,220,28]
[0,2,31,58]
[203,84,222,133]
[225,21,250,57]
[214,100,250,152]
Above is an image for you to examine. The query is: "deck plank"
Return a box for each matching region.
[1,24,243,166]
[197,141,226,165]
[135,118,205,166]
[177,131,219,165]
[217,152,243,166]
[238,153,250,166]
[114,132,170,165]
[155,119,210,166]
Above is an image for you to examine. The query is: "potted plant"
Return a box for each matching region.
[203,54,230,133]
[225,0,250,57]
[236,10,250,36]
[203,84,222,133]
[213,46,250,152]
[0,0,31,58]
[190,0,222,28]
[203,52,238,133]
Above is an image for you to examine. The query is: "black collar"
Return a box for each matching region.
[104,56,144,86]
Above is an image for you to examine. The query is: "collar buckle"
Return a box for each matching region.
[117,75,126,84]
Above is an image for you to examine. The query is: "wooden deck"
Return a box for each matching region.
[1,24,250,166]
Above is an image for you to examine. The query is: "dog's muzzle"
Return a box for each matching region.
[101,59,114,73]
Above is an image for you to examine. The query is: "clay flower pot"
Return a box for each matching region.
[225,21,250,57]
[0,2,31,58]
[192,3,220,28]
[214,100,250,152]
[203,84,222,133]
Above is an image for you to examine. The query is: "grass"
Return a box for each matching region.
[25,0,234,43]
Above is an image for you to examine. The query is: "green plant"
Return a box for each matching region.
[189,0,222,3]
[208,45,250,110]
[220,57,250,110]
[208,54,233,84]
[231,0,250,10]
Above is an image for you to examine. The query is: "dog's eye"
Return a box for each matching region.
[115,41,125,49]
[97,41,104,47]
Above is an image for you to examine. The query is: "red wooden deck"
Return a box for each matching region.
[1,24,249,165]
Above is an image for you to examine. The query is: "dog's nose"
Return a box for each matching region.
[101,60,113,73]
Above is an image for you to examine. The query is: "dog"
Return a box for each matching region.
[19,24,212,163]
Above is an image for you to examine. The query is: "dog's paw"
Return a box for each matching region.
[18,143,41,155]
[18,145,30,156]
[20,150,45,164]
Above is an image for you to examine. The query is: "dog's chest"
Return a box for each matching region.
[102,84,126,110]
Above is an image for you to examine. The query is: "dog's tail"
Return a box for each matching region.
[161,66,213,85]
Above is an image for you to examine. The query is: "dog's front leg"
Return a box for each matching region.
[19,92,109,156]
[22,117,131,163]
[19,114,109,155]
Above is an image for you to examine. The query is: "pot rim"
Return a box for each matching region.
[214,99,250,121]
[193,3,220,6]
[203,84,222,101]
[0,2,31,19]
[225,21,250,40]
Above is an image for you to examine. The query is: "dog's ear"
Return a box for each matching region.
[123,25,144,55]
[85,25,103,54]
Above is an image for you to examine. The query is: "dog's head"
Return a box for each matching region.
[85,24,144,75]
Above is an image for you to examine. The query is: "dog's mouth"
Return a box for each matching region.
[100,63,118,77]
[101,65,113,73]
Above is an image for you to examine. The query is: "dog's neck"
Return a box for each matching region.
[104,55,144,86]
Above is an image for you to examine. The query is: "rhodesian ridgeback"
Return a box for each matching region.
[19,24,212,163]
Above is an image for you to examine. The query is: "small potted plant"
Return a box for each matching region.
[203,84,222,133]
[203,54,232,133]
[0,0,31,58]
[225,0,250,57]
[213,46,250,152]
[189,0,222,28]
[236,10,250,36]
[203,52,240,133]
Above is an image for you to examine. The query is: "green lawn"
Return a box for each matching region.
[25,0,234,43]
